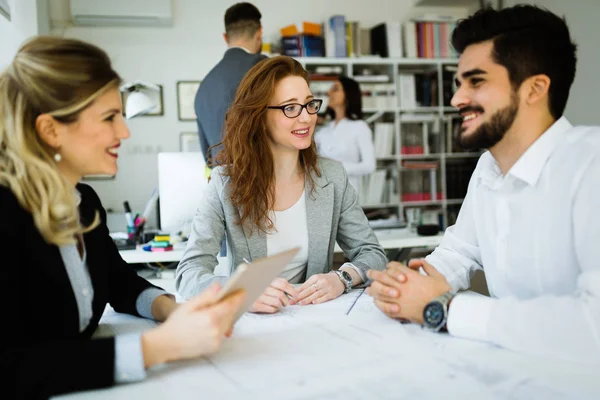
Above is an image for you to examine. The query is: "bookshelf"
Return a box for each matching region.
[297,57,480,229]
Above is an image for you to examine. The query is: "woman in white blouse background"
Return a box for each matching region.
[315,76,376,192]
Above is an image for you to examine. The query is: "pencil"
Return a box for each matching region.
[346,288,366,315]
[244,257,294,300]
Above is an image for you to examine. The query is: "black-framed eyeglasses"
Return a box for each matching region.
[266,99,323,118]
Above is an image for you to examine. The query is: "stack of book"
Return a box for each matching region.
[403,15,459,59]
[373,122,395,158]
[324,15,347,57]
[401,161,443,202]
[401,124,425,155]
[281,35,325,57]
[278,14,459,60]
[359,169,388,205]
[280,21,324,57]
[143,234,173,252]
[361,83,396,109]
[397,71,440,109]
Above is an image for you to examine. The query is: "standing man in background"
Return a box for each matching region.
[195,2,267,162]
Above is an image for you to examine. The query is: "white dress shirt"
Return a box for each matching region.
[315,118,376,191]
[426,117,600,365]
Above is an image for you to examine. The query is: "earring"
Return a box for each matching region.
[54,152,62,163]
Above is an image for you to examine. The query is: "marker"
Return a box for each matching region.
[123,201,134,229]
[134,218,146,238]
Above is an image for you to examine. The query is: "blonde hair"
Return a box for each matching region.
[0,36,121,245]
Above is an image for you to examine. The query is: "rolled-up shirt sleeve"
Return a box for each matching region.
[114,288,170,383]
[135,287,170,319]
[340,262,367,283]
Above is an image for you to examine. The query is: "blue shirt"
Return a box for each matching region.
[60,221,167,383]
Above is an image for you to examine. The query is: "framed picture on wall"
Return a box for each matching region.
[176,81,201,121]
[120,84,164,117]
[179,132,201,152]
[0,0,10,20]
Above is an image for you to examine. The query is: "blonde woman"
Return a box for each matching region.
[0,37,245,399]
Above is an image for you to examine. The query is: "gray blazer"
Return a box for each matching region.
[175,158,387,299]
[194,48,267,159]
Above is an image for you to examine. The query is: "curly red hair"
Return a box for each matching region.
[210,56,320,234]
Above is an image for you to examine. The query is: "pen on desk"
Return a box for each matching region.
[346,288,365,315]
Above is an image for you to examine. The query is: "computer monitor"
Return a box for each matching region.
[157,152,208,234]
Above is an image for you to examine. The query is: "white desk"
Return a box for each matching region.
[345,227,443,252]
[55,291,600,399]
[119,228,443,264]
[119,248,185,264]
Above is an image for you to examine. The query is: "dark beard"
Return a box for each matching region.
[458,93,519,150]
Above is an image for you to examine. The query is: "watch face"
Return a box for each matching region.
[424,302,445,328]
[341,271,352,282]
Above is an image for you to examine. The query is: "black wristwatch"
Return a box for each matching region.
[423,291,454,332]
[333,270,353,293]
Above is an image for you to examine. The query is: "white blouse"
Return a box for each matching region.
[266,192,309,284]
[315,118,376,191]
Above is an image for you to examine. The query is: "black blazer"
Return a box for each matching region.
[194,48,267,159]
[0,183,160,399]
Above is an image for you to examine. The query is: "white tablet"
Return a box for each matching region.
[215,247,300,322]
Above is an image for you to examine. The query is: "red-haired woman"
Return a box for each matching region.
[176,56,386,313]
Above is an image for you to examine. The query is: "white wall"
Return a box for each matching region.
[504,0,600,126]
[51,0,470,218]
[0,5,13,66]
[0,0,43,68]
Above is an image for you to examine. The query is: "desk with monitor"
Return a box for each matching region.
[145,153,444,265]
[118,228,443,265]
[156,152,209,234]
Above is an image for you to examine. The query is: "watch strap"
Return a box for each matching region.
[425,291,454,332]
[334,270,352,293]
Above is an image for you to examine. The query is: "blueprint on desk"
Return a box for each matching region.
[57,290,600,400]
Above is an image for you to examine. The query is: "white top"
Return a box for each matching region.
[315,118,376,191]
[267,193,309,284]
[426,117,600,365]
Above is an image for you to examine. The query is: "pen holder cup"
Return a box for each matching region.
[114,238,137,250]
